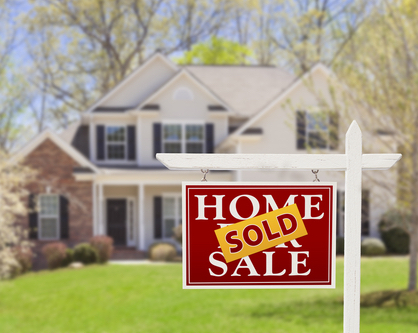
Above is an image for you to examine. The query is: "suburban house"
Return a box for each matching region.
[12,53,396,266]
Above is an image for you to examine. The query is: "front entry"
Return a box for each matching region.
[107,199,127,246]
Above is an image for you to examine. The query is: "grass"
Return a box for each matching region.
[0,257,417,333]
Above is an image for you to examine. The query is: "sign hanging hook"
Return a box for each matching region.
[312,169,320,182]
[201,169,209,182]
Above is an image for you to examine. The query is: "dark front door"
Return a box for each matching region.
[107,199,127,246]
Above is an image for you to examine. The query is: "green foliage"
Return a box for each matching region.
[381,228,410,254]
[73,243,98,265]
[61,248,74,268]
[89,236,114,264]
[42,242,67,269]
[176,36,253,65]
[336,237,344,255]
[149,242,177,261]
[361,289,418,308]
[361,238,386,256]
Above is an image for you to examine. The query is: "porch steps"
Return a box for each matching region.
[111,246,148,260]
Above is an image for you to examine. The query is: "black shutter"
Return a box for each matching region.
[296,110,306,150]
[96,125,105,160]
[153,123,162,158]
[205,123,214,153]
[60,195,69,239]
[329,112,339,150]
[28,194,38,240]
[154,196,162,239]
[127,126,136,161]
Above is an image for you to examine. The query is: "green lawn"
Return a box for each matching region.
[0,257,417,333]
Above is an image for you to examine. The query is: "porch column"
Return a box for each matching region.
[98,183,104,235]
[138,183,145,250]
[92,182,97,235]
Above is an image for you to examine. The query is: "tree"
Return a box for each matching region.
[335,0,418,291]
[0,152,34,279]
[176,36,253,65]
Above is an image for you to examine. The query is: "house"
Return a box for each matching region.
[13,53,396,267]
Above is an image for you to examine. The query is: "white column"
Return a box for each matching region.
[98,183,104,235]
[136,115,141,165]
[344,121,362,333]
[138,183,145,250]
[92,182,97,235]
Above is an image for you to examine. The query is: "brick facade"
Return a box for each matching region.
[22,138,93,269]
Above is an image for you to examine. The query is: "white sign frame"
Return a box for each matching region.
[157,121,401,333]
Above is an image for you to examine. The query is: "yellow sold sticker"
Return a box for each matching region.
[215,204,308,263]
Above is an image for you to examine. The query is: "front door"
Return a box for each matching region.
[107,199,127,246]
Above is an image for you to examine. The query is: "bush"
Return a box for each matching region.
[73,243,98,265]
[149,242,177,262]
[336,237,344,255]
[42,242,67,269]
[90,236,114,263]
[381,227,410,254]
[361,238,386,256]
[61,248,74,267]
[14,247,33,274]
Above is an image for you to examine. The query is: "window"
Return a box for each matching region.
[163,124,205,153]
[162,196,182,238]
[173,87,194,100]
[106,126,126,159]
[297,111,338,150]
[39,194,59,240]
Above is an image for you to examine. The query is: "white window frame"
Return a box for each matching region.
[172,86,194,101]
[38,194,60,241]
[105,125,127,161]
[162,122,205,154]
[162,193,182,240]
[305,110,331,150]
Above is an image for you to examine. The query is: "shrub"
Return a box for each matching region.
[381,227,410,254]
[61,248,74,267]
[73,243,98,265]
[14,247,33,274]
[90,236,114,263]
[149,242,177,262]
[42,242,67,269]
[336,237,344,255]
[361,238,386,256]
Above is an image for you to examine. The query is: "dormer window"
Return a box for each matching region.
[106,126,126,159]
[173,87,194,100]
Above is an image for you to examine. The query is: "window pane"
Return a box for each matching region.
[164,142,181,153]
[186,125,203,141]
[186,142,204,153]
[40,195,59,215]
[308,132,327,149]
[107,144,125,159]
[107,127,125,142]
[164,219,175,238]
[163,198,175,217]
[307,113,328,131]
[164,125,182,140]
[40,217,58,239]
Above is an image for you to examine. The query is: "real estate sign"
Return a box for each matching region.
[183,182,336,289]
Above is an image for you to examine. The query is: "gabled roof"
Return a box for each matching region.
[185,65,296,117]
[137,68,234,113]
[86,53,178,113]
[219,63,334,148]
[10,130,100,173]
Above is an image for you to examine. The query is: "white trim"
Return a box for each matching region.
[10,129,100,173]
[86,53,178,113]
[104,125,127,161]
[219,63,334,149]
[136,69,233,113]
[138,184,145,251]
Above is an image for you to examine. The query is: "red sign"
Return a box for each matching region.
[183,182,336,289]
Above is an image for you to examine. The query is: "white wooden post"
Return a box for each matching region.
[156,120,401,333]
[138,183,145,251]
[344,122,363,333]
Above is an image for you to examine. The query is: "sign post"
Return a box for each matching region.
[157,121,401,333]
